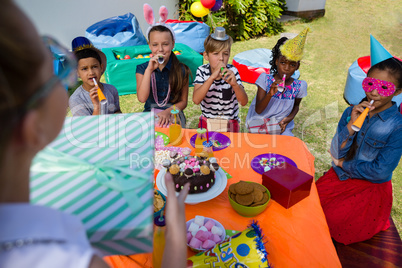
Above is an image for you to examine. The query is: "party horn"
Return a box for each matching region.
[351,100,374,132]
[93,78,106,102]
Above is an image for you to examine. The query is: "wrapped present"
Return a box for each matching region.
[247,117,281,135]
[30,113,155,256]
[262,162,313,209]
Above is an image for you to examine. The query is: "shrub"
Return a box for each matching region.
[177,0,285,41]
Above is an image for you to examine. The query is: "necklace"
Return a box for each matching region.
[151,72,170,107]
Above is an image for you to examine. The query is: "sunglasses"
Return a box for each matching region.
[24,36,77,110]
[362,77,396,97]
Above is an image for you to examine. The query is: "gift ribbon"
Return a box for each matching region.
[31,147,150,215]
[248,118,279,134]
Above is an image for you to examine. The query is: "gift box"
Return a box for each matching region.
[247,117,281,135]
[262,162,313,209]
[30,113,155,256]
[102,43,203,95]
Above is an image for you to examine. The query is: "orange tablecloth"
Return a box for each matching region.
[105,129,341,267]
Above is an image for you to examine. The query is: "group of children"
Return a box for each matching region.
[69,5,308,135]
[0,3,401,268]
[67,7,402,246]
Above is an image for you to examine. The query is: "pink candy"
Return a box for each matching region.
[202,240,216,249]
[204,220,215,231]
[195,230,209,242]
[189,237,202,249]
[212,234,221,243]
[187,216,224,250]
[193,168,200,172]
[187,232,192,243]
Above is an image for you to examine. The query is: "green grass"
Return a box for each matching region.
[107,0,402,234]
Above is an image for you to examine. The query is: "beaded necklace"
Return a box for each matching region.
[151,72,170,107]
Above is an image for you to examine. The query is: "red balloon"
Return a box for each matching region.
[210,0,222,11]
[201,0,216,9]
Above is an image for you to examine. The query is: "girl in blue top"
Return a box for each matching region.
[317,57,402,245]
[136,6,190,128]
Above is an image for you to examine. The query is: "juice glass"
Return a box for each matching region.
[169,108,182,145]
[195,128,207,156]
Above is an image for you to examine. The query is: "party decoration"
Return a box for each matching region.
[210,0,223,12]
[191,2,210,17]
[143,3,176,41]
[201,0,216,9]
[370,35,393,66]
[351,100,374,132]
[280,27,310,62]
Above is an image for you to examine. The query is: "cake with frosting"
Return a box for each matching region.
[163,149,220,194]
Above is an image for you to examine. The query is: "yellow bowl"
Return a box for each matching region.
[228,182,270,217]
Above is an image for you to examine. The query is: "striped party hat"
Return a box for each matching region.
[280,27,310,62]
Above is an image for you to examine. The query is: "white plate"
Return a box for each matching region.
[156,168,227,204]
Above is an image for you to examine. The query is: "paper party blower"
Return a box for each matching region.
[191,2,210,17]
[351,100,374,132]
[370,35,393,66]
[201,0,216,9]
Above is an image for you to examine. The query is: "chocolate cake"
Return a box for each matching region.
[164,152,220,194]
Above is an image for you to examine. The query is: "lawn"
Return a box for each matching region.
[98,0,402,233]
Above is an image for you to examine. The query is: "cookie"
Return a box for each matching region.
[234,181,253,195]
[253,192,269,206]
[252,182,267,193]
[235,193,254,206]
[229,184,237,195]
[252,187,264,202]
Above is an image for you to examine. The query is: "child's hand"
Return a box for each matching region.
[147,55,161,71]
[349,101,375,126]
[328,149,344,168]
[89,86,100,107]
[210,64,225,81]
[268,81,279,96]
[156,109,171,128]
[279,117,291,133]
[221,67,237,87]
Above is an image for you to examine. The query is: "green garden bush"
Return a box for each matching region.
[177,0,285,41]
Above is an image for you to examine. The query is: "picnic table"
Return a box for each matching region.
[104,128,341,267]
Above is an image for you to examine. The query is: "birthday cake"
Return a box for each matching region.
[163,149,219,194]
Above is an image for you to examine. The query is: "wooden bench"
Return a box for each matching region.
[334,217,402,267]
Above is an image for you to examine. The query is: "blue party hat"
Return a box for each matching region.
[370,35,393,66]
[72,36,93,52]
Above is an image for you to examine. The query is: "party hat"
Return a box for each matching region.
[72,36,93,52]
[280,27,310,62]
[370,35,393,66]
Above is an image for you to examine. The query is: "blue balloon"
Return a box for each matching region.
[210,0,222,12]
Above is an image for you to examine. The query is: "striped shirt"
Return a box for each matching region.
[193,64,243,120]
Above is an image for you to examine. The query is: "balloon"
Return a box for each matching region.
[201,0,216,9]
[191,2,210,17]
[210,0,222,11]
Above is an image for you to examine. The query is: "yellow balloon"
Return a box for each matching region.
[191,2,210,17]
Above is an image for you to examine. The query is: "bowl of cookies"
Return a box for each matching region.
[154,189,166,218]
[228,181,270,217]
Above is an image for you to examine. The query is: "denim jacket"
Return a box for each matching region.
[331,102,402,183]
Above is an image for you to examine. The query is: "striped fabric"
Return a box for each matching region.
[193,64,243,120]
[30,113,155,256]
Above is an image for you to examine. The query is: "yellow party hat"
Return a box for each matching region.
[279,27,310,62]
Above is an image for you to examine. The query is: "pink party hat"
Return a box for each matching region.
[370,35,393,66]
[280,27,310,62]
